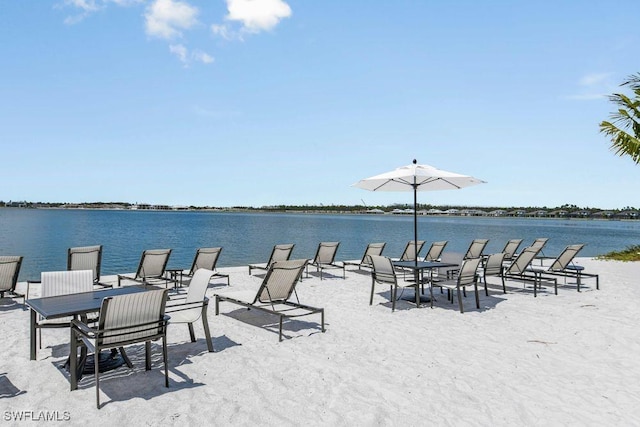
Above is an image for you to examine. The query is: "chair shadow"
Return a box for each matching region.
[220,307,324,340]
[0,299,25,312]
[0,372,27,398]
[63,339,223,408]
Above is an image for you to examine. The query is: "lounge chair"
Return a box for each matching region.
[117,249,172,287]
[342,242,386,271]
[434,257,483,313]
[369,255,422,311]
[70,288,170,409]
[171,247,229,288]
[500,239,523,262]
[165,268,216,352]
[526,244,599,292]
[306,242,344,280]
[503,246,556,297]
[423,241,448,261]
[395,240,425,262]
[68,245,111,288]
[215,259,324,341]
[463,239,489,260]
[0,256,24,304]
[34,270,95,358]
[248,244,295,276]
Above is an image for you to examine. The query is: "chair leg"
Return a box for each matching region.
[369,280,375,306]
[457,287,464,314]
[163,337,169,388]
[320,308,325,333]
[95,346,101,409]
[278,315,283,342]
[201,304,214,352]
[145,341,151,371]
[118,347,133,368]
[70,329,78,391]
[474,284,480,309]
[391,286,397,312]
[188,323,196,343]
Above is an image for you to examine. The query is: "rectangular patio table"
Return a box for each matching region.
[26,285,153,361]
[392,260,458,306]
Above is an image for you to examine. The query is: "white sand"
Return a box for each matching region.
[1,258,639,426]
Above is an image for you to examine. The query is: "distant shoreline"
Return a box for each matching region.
[1,205,638,221]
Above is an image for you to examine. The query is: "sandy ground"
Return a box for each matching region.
[1,257,639,426]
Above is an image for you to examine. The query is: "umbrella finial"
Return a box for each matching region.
[413,159,417,164]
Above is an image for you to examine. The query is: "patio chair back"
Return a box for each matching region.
[98,288,169,346]
[41,270,94,297]
[501,239,523,260]
[423,241,448,261]
[484,252,506,277]
[464,239,489,259]
[548,244,585,272]
[0,256,23,295]
[369,255,397,286]
[312,242,340,264]
[68,245,102,284]
[400,240,425,261]
[135,249,171,280]
[256,259,307,303]
[457,257,482,287]
[506,247,540,275]
[188,248,222,275]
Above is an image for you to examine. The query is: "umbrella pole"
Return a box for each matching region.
[413,184,418,268]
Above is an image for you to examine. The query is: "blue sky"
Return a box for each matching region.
[1,0,638,209]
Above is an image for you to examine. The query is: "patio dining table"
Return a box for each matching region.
[26,285,154,364]
[392,260,459,305]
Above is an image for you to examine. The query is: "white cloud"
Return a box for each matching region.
[579,72,613,87]
[61,0,102,24]
[224,0,292,33]
[169,43,188,63]
[169,44,214,66]
[193,50,214,64]
[566,72,615,101]
[145,0,199,40]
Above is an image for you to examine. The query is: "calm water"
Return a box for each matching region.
[1,208,639,281]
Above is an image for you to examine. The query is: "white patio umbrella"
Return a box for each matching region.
[352,159,486,265]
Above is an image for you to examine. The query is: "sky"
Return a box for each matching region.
[1,0,639,210]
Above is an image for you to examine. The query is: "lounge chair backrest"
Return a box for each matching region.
[68,245,102,283]
[424,241,448,261]
[369,255,396,285]
[501,239,523,259]
[313,242,340,264]
[98,288,169,346]
[41,270,94,297]
[0,256,23,293]
[188,248,222,275]
[464,239,489,259]
[457,257,482,286]
[268,244,295,266]
[484,252,506,277]
[360,243,386,267]
[256,259,307,303]
[136,249,172,279]
[531,238,548,250]
[548,244,585,272]
[400,240,425,261]
[506,247,540,275]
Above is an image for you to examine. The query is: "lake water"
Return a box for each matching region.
[1,208,639,281]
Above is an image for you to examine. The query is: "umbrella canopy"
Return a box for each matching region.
[352,160,486,264]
